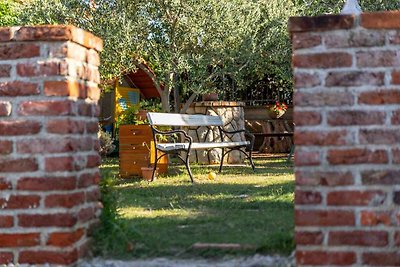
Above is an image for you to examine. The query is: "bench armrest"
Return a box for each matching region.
[151,127,193,144]
[220,128,255,151]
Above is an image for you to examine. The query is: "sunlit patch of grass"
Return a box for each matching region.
[95,154,294,259]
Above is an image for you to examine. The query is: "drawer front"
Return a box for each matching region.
[119,125,152,137]
[119,142,150,152]
[119,136,152,146]
[120,153,149,163]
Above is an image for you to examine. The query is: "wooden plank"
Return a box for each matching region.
[147,112,223,127]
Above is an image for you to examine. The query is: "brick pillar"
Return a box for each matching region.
[0,25,102,266]
[290,12,400,266]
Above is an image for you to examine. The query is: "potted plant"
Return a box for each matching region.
[268,101,288,119]
[140,142,159,181]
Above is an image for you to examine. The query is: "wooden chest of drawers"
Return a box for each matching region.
[119,125,168,178]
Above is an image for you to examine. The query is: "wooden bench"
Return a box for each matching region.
[147,112,256,182]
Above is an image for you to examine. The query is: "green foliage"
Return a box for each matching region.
[139,99,162,112]
[118,106,146,126]
[0,0,19,26]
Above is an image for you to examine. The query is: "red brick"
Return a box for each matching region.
[75,136,93,151]
[294,150,320,166]
[0,28,12,41]
[0,195,40,209]
[86,187,101,202]
[361,11,400,29]
[0,81,40,96]
[78,171,101,188]
[295,130,351,146]
[0,140,12,154]
[86,154,101,168]
[0,233,40,247]
[392,71,400,85]
[87,49,100,66]
[17,138,78,154]
[17,61,68,77]
[362,170,400,185]
[0,252,13,264]
[0,178,11,190]
[296,250,356,266]
[294,91,354,107]
[359,129,400,144]
[44,80,86,98]
[329,231,388,246]
[292,33,322,50]
[328,110,385,126]
[0,64,11,77]
[327,190,386,206]
[395,232,400,246]
[14,25,72,41]
[294,72,321,88]
[93,138,100,152]
[293,52,352,68]
[47,119,85,134]
[357,50,399,67]
[289,14,355,32]
[362,252,400,266]
[361,211,392,226]
[295,231,323,245]
[0,120,41,136]
[18,100,74,116]
[295,210,355,226]
[19,249,78,265]
[17,176,77,191]
[326,71,384,87]
[87,86,100,100]
[325,30,385,48]
[0,43,40,60]
[45,192,85,208]
[295,170,354,186]
[327,149,388,165]
[18,213,77,227]
[47,228,85,247]
[295,191,322,205]
[391,110,400,124]
[0,101,11,116]
[45,156,74,172]
[0,158,38,172]
[293,111,321,126]
[359,90,400,105]
[393,148,400,164]
[86,121,99,133]
[78,206,96,222]
[0,216,13,228]
[67,42,87,62]
[394,191,400,205]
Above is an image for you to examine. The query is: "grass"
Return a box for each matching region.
[96,154,295,259]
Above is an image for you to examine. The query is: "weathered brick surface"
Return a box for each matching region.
[0,25,102,266]
[291,11,400,267]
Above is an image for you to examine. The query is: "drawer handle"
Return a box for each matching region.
[130,130,138,135]
[132,161,136,164]
[131,146,136,150]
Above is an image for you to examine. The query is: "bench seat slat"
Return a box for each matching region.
[147,112,223,126]
[156,141,250,151]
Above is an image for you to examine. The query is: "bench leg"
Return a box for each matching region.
[248,149,255,171]
[151,149,158,182]
[184,150,194,183]
[219,148,225,173]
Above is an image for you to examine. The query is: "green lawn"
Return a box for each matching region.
[96,155,294,259]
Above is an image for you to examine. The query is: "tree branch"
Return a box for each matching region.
[180,92,198,114]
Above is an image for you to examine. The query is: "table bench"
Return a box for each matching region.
[254,132,294,161]
[147,112,256,182]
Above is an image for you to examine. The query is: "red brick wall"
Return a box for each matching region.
[290,11,400,266]
[0,25,102,266]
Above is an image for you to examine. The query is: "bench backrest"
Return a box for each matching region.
[147,112,224,127]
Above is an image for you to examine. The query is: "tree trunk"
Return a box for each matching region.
[161,89,170,113]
